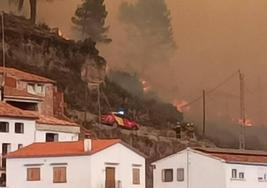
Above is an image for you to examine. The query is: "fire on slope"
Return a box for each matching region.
[173,100,190,113]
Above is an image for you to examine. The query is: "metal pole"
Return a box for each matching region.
[97,84,101,124]
[1,12,5,87]
[239,70,246,150]
[202,89,206,137]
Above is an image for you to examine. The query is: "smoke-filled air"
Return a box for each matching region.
[1,0,267,148]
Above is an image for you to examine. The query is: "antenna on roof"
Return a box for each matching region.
[1,11,6,87]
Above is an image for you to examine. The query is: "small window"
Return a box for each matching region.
[53,167,67,183]
[239,172,244,179]
[46,133,59,142]
[27,168,40,181]
[36,84,44,94]
[18,144,23,149]
[132,168,140,184]
[15,123,24,134]
[27,83,35,95]
[177,168,184,181]
[232,169,237,179]
[0,122,9,133]
[162,169,173,182]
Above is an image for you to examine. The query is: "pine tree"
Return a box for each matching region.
[72,0,111,43]
[9,0,37,23]
[120,0,175,49]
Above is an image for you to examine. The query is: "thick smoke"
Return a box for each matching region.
[1,0,267,148]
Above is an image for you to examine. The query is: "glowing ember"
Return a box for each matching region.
[238,118,254,127]
[140,79,151,92]
[173,100,190,112]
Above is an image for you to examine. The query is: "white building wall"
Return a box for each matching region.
[90,143,146,188]
[0,117,35,153]
[7,155,91,188]
[189,150,226,188]
[152,151,187,188]
[35,130,79,142]
[225,163,267,188]
[152,149,226,188]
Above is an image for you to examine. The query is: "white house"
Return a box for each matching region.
[152,147,267,188]
[6,139,146,188]
[0,101,80,186]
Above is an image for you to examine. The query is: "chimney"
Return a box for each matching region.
[84,139,92,152]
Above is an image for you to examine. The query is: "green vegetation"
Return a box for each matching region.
[72,0,111,43]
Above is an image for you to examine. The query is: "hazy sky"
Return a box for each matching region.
[1,0,267,125]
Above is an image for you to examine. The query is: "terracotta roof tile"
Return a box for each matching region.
[195,147,267,164]
[0,102,38,119]
[0,67,55,83]
[4,86,42,101]
[37,114,78,126]
[7,139,121,158]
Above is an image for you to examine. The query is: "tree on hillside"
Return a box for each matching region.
[9,0,37,23]
[119,0,176,68]
[10,0,53,24]
[120,0,175,48]
[72,0,111,43]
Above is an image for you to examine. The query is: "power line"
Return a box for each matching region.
[181,70,239,108]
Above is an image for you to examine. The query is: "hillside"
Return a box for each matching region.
[0,13,212,188]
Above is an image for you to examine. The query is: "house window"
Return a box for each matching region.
[27,83,44,96]
[258,168,267,181]
[15,123,24,134]
[0,122,9,132]
[177,168,184,181]
[27,168,40,181]
[46,133,59,142]
[162,169,173,182]
[239,172,245,179]
[132,168,140,184]
[18,144,23,149]
[53,167,67,183]
[232,169,237,179]
[27,83,35,94]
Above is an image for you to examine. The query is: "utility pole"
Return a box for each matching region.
[97,83,101,124]
[239,70,246,150]
[88,82,102,124]
[202,89,206,137]
[1,12,6,87]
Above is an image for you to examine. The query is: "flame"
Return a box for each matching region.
[238,118,254,127]
[173,100,190,112]
[140,79,151,93]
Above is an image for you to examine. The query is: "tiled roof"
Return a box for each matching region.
[23,111,78,127]
[37,114,78,126]
[0,67,55,83]
[4,86,42,101]
[194,147,267,164]
[7,139,121,158]
[0,102,38,119]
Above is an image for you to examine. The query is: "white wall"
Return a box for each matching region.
[7,155,91,188]
[152,150,187,188]
[35,130,79,142]
[152,149,226,188]
[7,143,145,188]
[0,117,35,153]
[90,143,146,188]
[225,163,267,188]
[189,150,226,188]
